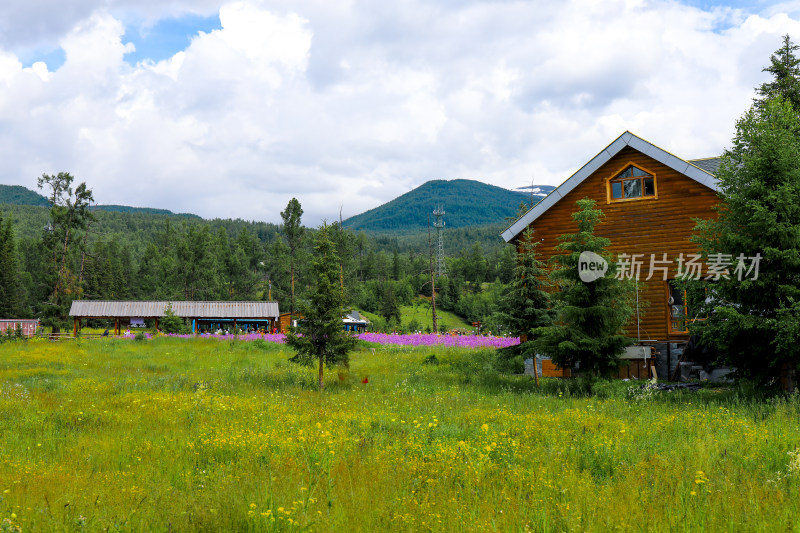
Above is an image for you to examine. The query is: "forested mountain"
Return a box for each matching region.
[342,179,554,235]
[0,184,199,217]
[89,205,200,217]
[0,204,274,251]
[372,223,508,256]
[0,177,533,334]
[0,185,49,207]
[2,180,551,255]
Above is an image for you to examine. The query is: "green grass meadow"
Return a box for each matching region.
[360,302,472,332]
[0,337,798,531]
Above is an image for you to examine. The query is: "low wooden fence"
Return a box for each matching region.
[36,333,119,341]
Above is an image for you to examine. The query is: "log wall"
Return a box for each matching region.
[518,146,719,342]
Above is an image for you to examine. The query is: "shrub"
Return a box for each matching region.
[422,354,439,365]
[494,345,525,374]
[160,304,188,334]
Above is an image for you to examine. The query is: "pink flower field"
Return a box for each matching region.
[355,332,519,348]
[155,331,519,348]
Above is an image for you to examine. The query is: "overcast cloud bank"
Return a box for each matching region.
[0,0,798,224]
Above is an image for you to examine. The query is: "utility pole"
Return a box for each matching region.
[433,205,446,278]
[427,214,438,334]
[529,175,536,208]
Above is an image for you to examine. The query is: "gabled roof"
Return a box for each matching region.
[345,310,368,322]
[343,310,369,324]
[69,300,280,319]
[688,157,722,175]
[501,131,720,243]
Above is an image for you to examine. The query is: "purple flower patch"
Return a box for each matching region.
[155,332,518,348]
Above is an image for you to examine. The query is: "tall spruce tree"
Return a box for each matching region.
[281,198,304,322]
[500,226,552,338]
[286,223,357,389]
[0,214,21,317]
[496,226,553,376]
[532,198,633,378]
[691,97,800,387]
[755,34,800,110]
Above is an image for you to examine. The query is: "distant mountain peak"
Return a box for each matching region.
[514,184,552,198]
[0,184,49,207]
[342,178,555,235]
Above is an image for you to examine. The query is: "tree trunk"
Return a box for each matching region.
[53,225,71,301]
[431,272,437,333]
[318,351,325,389]
[290,259,295,323]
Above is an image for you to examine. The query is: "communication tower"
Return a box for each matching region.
[433,205,446,278]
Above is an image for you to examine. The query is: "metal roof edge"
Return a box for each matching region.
[69,300,281,319]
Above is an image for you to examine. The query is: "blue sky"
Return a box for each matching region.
[0,0,799,224]
[122,14,222,66]
[20,13,222,69]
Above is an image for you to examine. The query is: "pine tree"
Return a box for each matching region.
[37,172,94,331]
[177,225,223,300]
[755,34,800,110]
[160,304,187,334]
[691,97,800,387]
[266,235,291,306]
[499,226,553,338]
[281,198,305,322]
[532,198,634,378]
[496,226,553,375]
[379,282,401,324]
[286,223,357,389]
[0,214,21,316]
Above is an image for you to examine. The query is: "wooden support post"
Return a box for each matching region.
[115,318,120,336]
[73,318,78,337]
[233,318,237,333]
[154,317,159,332]
[666,342,671,380]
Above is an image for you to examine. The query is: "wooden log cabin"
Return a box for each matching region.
[502,132,720,378]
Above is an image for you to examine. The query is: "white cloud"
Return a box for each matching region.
[0,0,798,225]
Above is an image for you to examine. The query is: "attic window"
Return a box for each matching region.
[609,164,656,202]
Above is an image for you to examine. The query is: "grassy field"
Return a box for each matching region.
[360,301,472,333]
[0,337,798,532]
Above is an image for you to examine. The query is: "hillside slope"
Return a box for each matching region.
[0,184,198,217]
[342,179,553,234]
[0,185,49,207]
